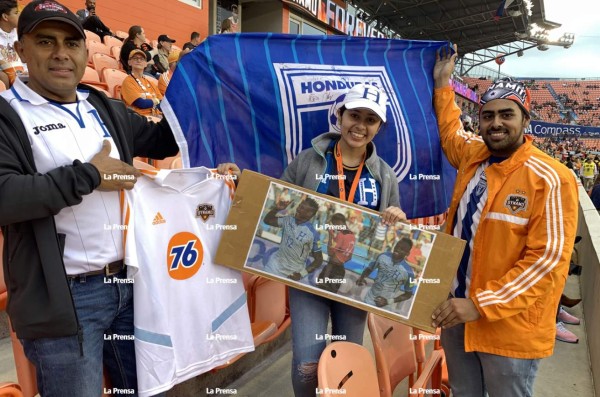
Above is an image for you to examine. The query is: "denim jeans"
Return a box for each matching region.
[441,323,540,397]
[21,270,137,397]
[288,288,367,397]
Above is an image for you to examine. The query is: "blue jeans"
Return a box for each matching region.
[289,288,367,397]
[21,270,137,397]
[441,323,540,397]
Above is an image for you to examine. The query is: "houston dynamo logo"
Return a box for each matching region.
[273,63,412,181]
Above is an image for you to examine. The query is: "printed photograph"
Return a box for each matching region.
[243,182,437,319]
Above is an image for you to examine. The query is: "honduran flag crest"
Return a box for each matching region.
[162,33,455,218]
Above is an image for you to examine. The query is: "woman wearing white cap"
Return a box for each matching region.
[279,83,407,396]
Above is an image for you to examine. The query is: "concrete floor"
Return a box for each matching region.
[0,274,594,397]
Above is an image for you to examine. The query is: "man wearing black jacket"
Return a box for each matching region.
[0,1,178,395]
[76,0,114,40]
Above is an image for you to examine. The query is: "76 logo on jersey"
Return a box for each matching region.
[167,232,204,280]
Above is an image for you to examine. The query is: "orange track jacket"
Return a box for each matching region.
[434,86,578,359]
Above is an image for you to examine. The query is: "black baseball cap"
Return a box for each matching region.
[158,34,176,43]
[18,0,86,40]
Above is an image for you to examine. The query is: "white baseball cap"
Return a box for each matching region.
[343,83,389,122]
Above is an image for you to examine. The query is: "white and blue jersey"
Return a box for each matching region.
[316,140,381,211]
[364,252,412,306]
[1,78,122,275]
[265,215,321,277]
[451,158,503,298]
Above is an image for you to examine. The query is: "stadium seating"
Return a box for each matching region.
[83,66,101,83]
[318,342,380,397]
[113,84,122,101]
[110,46,123,68]
[0,382,23,397]
[102,68,128,99]
[133,158,154,170]
[114,30,128,40]
[84,29,101,43]
[103,35,122,49]
[170,156,182,169]
[152,154,179,169]
[92,53,119,76]
[411,328,450,396]
[367,313,444,397]
[210,274,280,371]
[462,76,600,127]
[81,66,109,93]
[87,41,112,65]
[244,274,291,344]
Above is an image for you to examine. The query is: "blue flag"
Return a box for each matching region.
[162,33,455,218]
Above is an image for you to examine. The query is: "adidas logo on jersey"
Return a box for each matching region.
[152,212,166,225]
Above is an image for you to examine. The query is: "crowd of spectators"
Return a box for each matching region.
[0,0,201,119]
[463,77,600,127]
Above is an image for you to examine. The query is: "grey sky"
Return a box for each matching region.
[497,0,600,79]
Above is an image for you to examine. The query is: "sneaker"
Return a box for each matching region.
[556,322,578,343]
[558,306,581,325]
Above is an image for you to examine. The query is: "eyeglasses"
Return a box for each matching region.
[130,57,146,62]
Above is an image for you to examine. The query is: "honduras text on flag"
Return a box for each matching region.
[162,33,455,218]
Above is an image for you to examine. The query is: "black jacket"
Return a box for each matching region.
[0,84,179,339]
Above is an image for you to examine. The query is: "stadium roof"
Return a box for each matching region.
[352,0,566,74]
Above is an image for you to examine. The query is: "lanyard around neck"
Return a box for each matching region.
[133,76,150,93]
[334,141,366,203]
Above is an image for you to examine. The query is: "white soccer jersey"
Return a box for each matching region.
[364,253,409,306]
[123,167,253,397]
[264,215,321,277]
[1,78,122,274]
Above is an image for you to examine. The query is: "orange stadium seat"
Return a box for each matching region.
[82,66,101,83]
[102,35,122,49]
[101,68,127,99]
[170,156,182,169]
[368,313,444,397]
[87,41,112,65]
[133,158,154,170]
[245,275,291,344]
[412,328,450,396]
[81,66,109,93]
[152,154,180,169]
[210,273,278,371]
[110,46,122,68]
[84,29,101,43]
[0,382,23,397]
[114,30,128,40]
[94,86,113,98]
[318,342,380,397]
[113,84,122,101]
[92,53,119,76]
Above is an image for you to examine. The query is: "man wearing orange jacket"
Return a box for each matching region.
[431,45,578,396]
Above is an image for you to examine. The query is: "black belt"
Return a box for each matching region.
[67,260,125,280]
